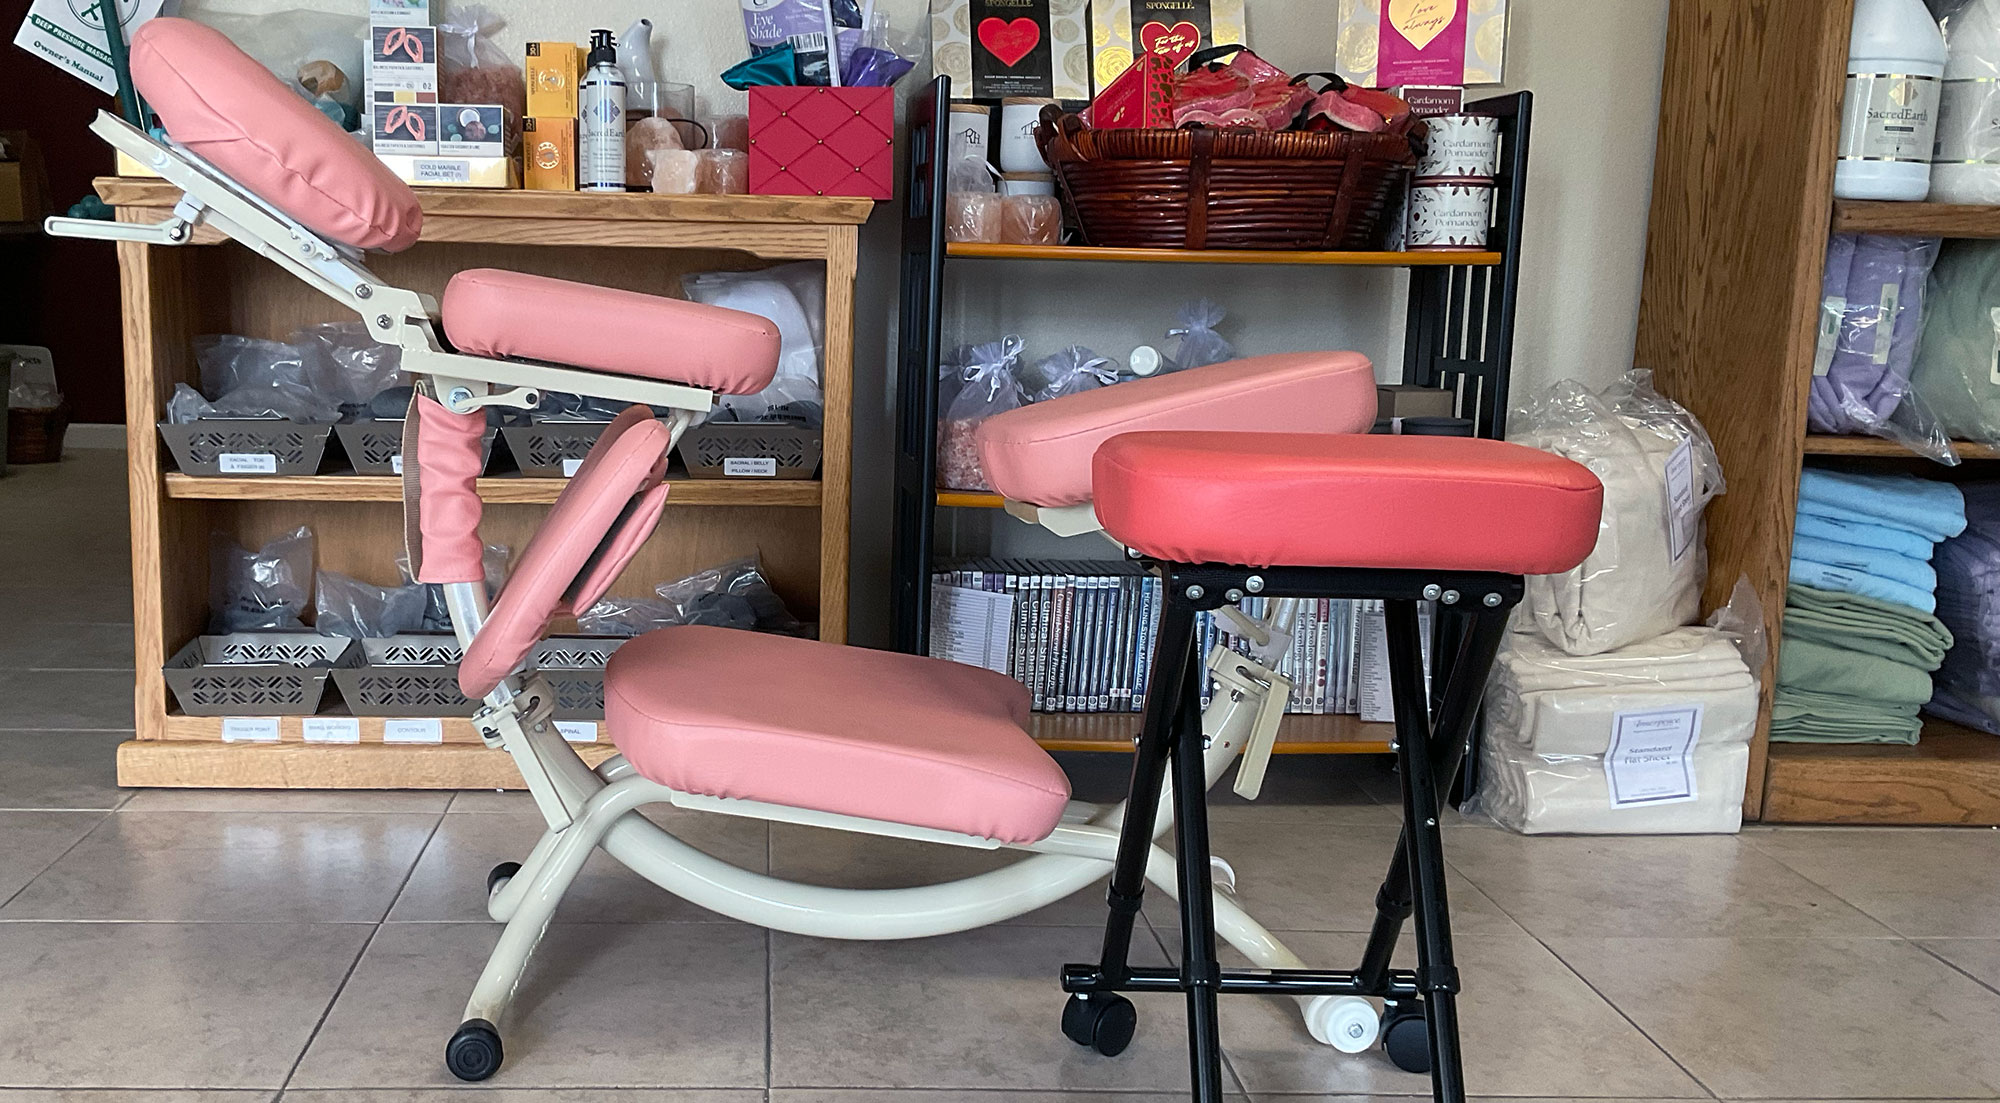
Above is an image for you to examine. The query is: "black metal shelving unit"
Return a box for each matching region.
[891,76,1534,657]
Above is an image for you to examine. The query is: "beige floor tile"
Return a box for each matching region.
[0,810,103,903]
[769,925,1214,1092]
[770,1093,1241,1101]
[0,922,369,1089]
[1187,820,1524,936]
[118,789,451,813]
[1443,827,1892,938]
[0,621,136,670]
[1205,755,1404,827]
[447,788,537,813]
[290,922,767,1088]
[279,1093,760,1102]
[0,670,135,730]
[1748,828,2000,937]
[1920,938,2000,991]
[389,807,767,923]
[766,822,1140,927]
[1551,935,2000,1098]
[1220,932,1704,1098]
[0,1093,274,1102]
[0,731,127,810]
[0,811,436,921]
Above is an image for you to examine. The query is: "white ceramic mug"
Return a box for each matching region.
[999,97,1056,174]
[948,103,991,167]
[1415,114,1501,180]
[1000,172,1057,196]
[1407,178,1494,250]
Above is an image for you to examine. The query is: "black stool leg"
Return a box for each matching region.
[1384,599,1465,1103]
[1169,653,1227,1102]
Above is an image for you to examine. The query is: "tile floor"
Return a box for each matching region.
[4,452,2000,1101]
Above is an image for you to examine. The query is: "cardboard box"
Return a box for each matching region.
[747,86,893,200]
[1337,0,1507,87]
[378,154,518,189]
[523,116,576,191]
[13,0,169,95]
[370,24,438,104]
[525,42,584,118]
[931,0,1091,102]
[373,103,438,155]
[438,105,506,157]
[1085,51,1175,129]
[1088,0,1245,95]
[1376,385,1458,421]
[369,0,429,26]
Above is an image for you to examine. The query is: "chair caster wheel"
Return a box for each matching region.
[445,1018,503,1081]
[1382,1001,1431,1074]
[487,861,521,897]
[1061,992,1137,1057]
[1304,995,1379,1053]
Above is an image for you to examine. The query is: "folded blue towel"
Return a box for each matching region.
[1794,513,1938,560]
[1798,469,1968,542]
[1791,557,1938,614]
[1791,534,1938,591]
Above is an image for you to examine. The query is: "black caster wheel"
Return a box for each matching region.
[445,1017,504,1081]
[1382,1002,1431,1075]
[487,861,522,896]
[1061,992,1137,1057]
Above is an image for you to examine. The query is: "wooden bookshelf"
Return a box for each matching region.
[945,242,1502,266]
[1763,720,2000,825]
[1830,199,2000,238]
[165,472,824,506]
[1029,712,1394,754]
[1803,435,2000,462]
[935,490,1005,508]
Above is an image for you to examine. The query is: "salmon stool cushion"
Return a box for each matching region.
[608,627,1072,844]
[974,351,1378,508]
[442,270,782,394]
[130,18,423,252]
[1094,432,1604,575]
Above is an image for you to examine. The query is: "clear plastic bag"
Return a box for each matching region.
[1810,233,1953,462]
[841,8,917,87]
[1023,346,1116,404]
[290,322,405,415]
[187,9,365,121]
[1166,298,1235,372]
[1000,194,1062,246]
[395,543,511,632]
[4,345,61,408]
[946,191,1003,244]
[313,570,431,639]
[1511,369,1725,656]
[1913,238,2000,451]
[577,556,806,637]
[437,3,525,152]
[936,336,1026,491]
[1936,0,2000,204]
[210,527,314,632]
[192,335,341,423]
[684,264,825,426]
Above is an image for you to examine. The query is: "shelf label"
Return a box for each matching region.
[382,717,445,744]
[412,158,473,184]
[555,720,599,743]
[562,457,584,477]
[723,457,779,477]
[220,716,282,742]
[390,454,405,476]
[303,716,361,744]
[1604,705,1702,808]
[218,453,279,475]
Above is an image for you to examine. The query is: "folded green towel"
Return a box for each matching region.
[1784,584,1954,670]
[1770,686,1923,744]
[1777,636,1935,704]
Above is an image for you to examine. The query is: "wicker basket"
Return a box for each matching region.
[1034,107,1419,251]
[7,404,69,464]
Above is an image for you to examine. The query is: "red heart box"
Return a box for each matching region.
[748,85,895,201]
[1139,19,1202,65]
[978,16,1042,68]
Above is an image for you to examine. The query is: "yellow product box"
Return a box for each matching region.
[525,42,583,118]
[523,117,576,191]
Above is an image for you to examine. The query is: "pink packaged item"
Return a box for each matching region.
[1001,194,1062,245]
[1170,45,1309,130]
[947,192,1003,243]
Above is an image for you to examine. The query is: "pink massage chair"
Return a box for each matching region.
[49,19,1603,1103]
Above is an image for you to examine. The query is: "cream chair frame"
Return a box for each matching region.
[50,111,1381,1080]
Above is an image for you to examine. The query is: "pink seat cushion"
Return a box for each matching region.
[130,18,422,252]
[608,627,1071,843]
[975,351,1378,507]
[1094,432,1604,575]
[460,407,673,697]
[442,270,782,395]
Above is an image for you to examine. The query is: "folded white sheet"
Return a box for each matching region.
[1497,626,1747,688]
[1485,676,1760,757]
[1474,741,1749,835]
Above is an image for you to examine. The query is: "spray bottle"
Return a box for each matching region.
[579,29,626,193]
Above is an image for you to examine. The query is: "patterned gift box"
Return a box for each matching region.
[748,86,895,201]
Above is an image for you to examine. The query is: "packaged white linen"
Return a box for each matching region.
[1485,677,1759,758]
[1474,740,1749,836]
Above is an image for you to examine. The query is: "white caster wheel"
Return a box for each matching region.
[1303,995,1379,1053]
[1209,856,1237,895]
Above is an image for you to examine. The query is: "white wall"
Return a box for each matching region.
[180,0,1671,643]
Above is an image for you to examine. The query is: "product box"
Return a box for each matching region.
[523,116,577,191]
[1336,0,1507,87]
[525,41,584,118]
[1084,51,1175,129]
[1376,385,1457,421]
[747,86,894,200]
[369,0,429,26]
[378,154,518,188]
[1394,84,1465,117]
[373,103,438,155]
[370,24,439,104]
[932,0,1092,102]
[439,105,506,157]
[13,0,169,94]
[1087,0,1245,94]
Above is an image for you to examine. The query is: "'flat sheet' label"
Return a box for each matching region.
[221,716,282,742]
[556,720,599,743]
[218,453,279,474]
[382,717,445,744]
[303,717,362,744]
[1664,440,1697,564]
[1604,705,1702,808]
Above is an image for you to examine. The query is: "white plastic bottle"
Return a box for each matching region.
[579,29,626,193]
[1836,0,1946,201]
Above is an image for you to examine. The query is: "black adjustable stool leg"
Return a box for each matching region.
[1169,651,1228,1102]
